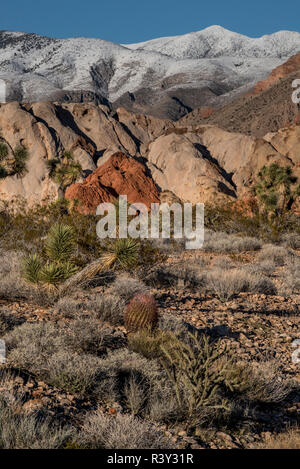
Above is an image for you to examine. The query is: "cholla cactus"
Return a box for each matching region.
[124,294,159,333]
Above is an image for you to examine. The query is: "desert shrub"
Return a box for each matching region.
[224,361,295,404]
[144,263,204,290]
[47,150,82,197]
[54,296,87,315]
[12,146,29,177]
[281,258,300,294]
[203,231,262,254]
[4,322,103,394]
[206,268,276,302]
[0,392,73,449]
[252,428,300,449]
[158,315,200,344]
[257,244,293,266]
[253,163,300,239]
[0,250,29,300]
[281,233,300,250]
[87,294,125,325]
[160,333,230,424]
[94,349,164,405]
[211,256,235,270]
[45,351,102,396]
[245,260,276,276]
[63,318,126,355]
[0,142,9,161]
[110,275,149,303]
[4,322,64,374]
[0,200,102,260]
[124,294,159,333]
[78,411,174,449]
[0,309,25,336]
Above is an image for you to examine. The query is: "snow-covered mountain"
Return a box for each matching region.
[1,26,300,119]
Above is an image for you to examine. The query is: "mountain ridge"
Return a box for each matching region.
[1,26,300,119]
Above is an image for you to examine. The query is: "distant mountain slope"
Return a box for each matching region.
[0,27,300,119]
[179,53,300,137]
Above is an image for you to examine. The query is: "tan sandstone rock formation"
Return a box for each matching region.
[0,101,171,207]
[146,125,299,204]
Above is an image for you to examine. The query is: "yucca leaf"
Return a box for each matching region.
[45,223,76,262]
[22,253,42,284]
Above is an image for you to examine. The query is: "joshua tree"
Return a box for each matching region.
[253,163,300,228]
[0,142,29,178]
[47,150,82,199]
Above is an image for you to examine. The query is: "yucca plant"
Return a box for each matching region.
[39,261,78,291]
[101,238,140,271]
[22,223,78,291]
[45,223,76,262]
[124,293,159,333]
[22,253,43,285]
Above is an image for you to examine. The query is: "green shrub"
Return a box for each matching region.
[160,333,230,422]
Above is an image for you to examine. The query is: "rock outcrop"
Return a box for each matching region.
[146,126,300,204]
[0,100,299,212]
[65,152,160,214]
[0,101,171,206]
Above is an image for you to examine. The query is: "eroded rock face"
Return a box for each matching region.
[0,100,299,212]
[146,125,299,204]
[65,152,160,214]
[0,101,171,206]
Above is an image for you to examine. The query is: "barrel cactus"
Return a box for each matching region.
[124,294,159,333]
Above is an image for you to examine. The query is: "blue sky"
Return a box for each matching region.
[1,0,300,43]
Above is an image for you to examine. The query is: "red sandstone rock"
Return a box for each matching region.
[65,152,160,214]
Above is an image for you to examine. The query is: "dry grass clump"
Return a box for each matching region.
[211,256,235,270]
[45,351,102,396]
[110,275,149,303]
[94,349,164,405]
[245,260,276,276]
[203,231,262,254]
[225,361,295,404]
[206,268,276,302]
[252,428,300,449]
[0,250,29,300]
[144,263,204,290]
[54,296,87,315]
[281,258,300,294]
[78,411,174,449]
[257,244,294,266]
[281,233,300,250]
[62,318,126,355]
[3,321,122,395]
[87,294,125,325]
